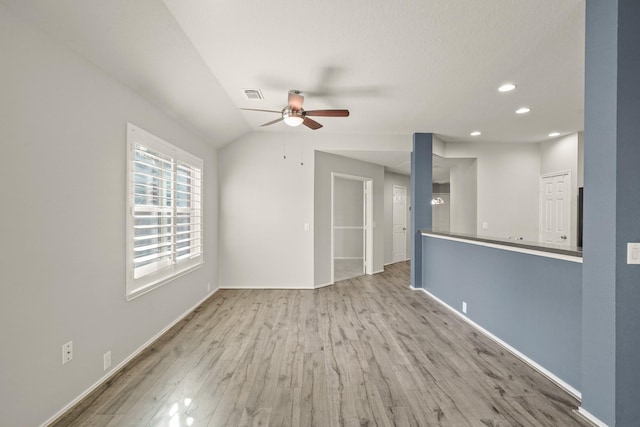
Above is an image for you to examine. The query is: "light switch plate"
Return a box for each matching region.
[627,243,640,264]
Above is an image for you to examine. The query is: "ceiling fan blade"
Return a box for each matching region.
[260,117,284,127]
[305,109,350,117]
[288,91,304,110]
[240,108,281,113]
[303,117,323,130]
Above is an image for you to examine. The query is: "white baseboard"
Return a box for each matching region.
[410,286,582,401]
[220,284,315,289]
[372,269,385,274]
[576,407,609,427]
[314,282,334,289]
[41,288,220,427]
[384,258,411,267]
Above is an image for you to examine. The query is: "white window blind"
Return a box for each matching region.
[126,123,203,299]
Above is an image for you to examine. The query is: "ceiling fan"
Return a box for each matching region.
[241,90,349,130]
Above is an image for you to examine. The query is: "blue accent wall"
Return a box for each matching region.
[582,1,618,423]
[584,1,640,424]
[614,3,640,424]
[422,236,583,390]
[410,133,432,288]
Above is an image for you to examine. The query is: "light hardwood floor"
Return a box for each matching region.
[53,262,591,426]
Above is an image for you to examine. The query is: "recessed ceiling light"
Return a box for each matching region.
[515,107,531,114]
[470,131,482,136]
[498,83,517,92]
[548,132,561,137]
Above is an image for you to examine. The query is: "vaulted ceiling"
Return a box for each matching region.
[3,0,585,150]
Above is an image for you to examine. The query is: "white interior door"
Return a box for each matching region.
[540,172,571,245]
[392,185,407,262]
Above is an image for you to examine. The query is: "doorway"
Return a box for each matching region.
[392,185,408,262]
[539,171,571,245]
[331,173,373,282]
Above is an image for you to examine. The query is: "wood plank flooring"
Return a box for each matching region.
[52,261,591,426]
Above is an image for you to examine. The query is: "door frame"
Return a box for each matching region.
[331,172,373,284]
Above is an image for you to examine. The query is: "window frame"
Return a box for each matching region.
[125,123,204,300]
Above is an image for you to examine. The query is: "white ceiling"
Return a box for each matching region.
[3,0,585,150]
[323,150,412,175]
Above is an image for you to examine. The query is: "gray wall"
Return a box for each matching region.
[314,151,385,286]
[334,177,364,226]
[422,236,582,390]
[0,6,219,426]
[334,177,364,258]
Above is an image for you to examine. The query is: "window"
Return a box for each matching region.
[126,123,203,299]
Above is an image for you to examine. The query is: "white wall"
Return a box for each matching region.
[432,193,451,232]
[445,142,540,241]
[441,135,582,243]
[540,133,579,246]
[218,133,411,289]
[449,159,478,234]
[0,7,219,426]
[578,131,585,188]
[383,172,411,264]
[217,133,315,289]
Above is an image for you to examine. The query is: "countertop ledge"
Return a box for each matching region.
[421,230,583,258]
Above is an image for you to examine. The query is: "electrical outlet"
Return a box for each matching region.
[462,301,468,314]
[103,351,111,371]
[62,341,73,365]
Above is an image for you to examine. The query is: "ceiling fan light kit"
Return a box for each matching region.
[282,108,304,127]
[241,90,349,130]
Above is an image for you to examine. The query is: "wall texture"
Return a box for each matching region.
[0,6,219,426]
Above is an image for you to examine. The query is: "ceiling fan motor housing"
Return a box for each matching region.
[283,106,305,118]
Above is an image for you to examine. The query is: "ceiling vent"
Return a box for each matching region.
[242,89,264,100]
